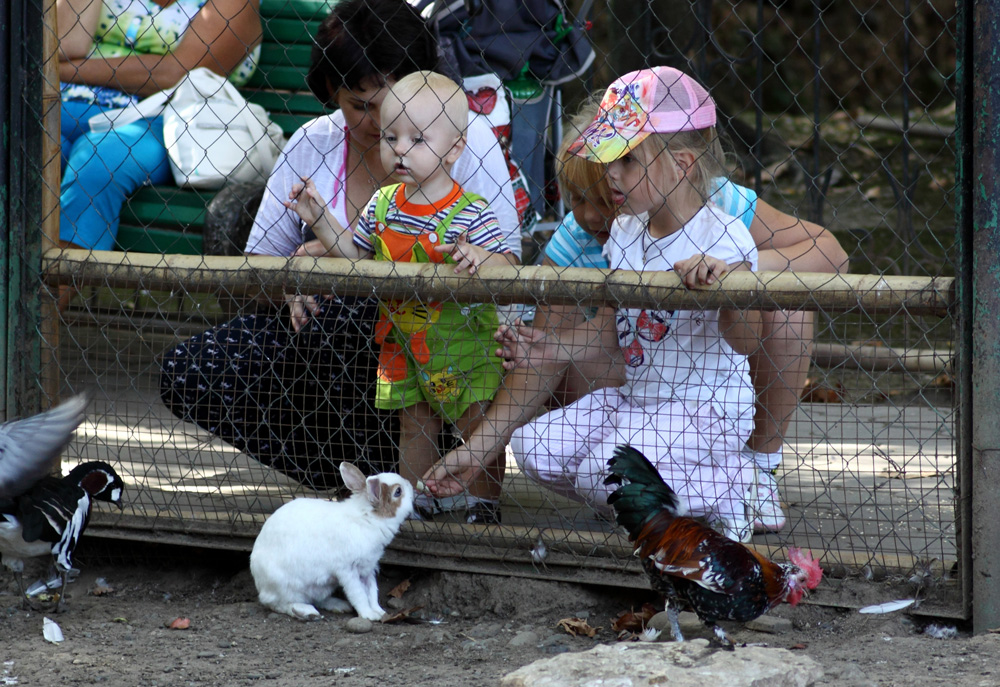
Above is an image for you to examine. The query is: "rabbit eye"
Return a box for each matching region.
[394,487,402,498]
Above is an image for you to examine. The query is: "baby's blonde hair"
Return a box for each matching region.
[557,95,615,208]
[389,70,469,136]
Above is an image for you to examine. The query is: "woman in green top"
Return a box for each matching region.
[56,0,262,253]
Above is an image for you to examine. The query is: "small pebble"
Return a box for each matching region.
[507,630,539,648]
[345,617,373,634]
[649,611,703,635]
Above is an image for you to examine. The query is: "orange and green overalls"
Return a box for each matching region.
[370,183,504,424]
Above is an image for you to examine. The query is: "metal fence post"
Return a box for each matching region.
[964,0,1000,634]
[0,0,45,418]
[0,0,13,417]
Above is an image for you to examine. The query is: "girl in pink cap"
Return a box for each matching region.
[498,66,762,541]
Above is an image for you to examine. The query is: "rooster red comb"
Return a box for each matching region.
[788,547,823,589]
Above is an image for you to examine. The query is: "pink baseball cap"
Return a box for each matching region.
[569,66,717,163]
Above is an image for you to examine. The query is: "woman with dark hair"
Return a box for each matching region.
[159,0,518,512]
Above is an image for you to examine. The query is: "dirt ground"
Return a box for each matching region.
[0,545,994,687]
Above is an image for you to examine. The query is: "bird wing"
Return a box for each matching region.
[16,478,91,571]
[18,478,78,542]
[639,518,757,595]
[0,395,88,500]
[649,547,740,595]
[49,491,91,572]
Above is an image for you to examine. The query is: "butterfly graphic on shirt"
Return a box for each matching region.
[618,309,676,368]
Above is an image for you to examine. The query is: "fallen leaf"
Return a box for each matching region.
[557,617,599,638]
[167,617,191,630]
[849,339,884,348]
[801,378,845,403]
[930,373,954,388]
[381,605,424,624]
[789,643,808,650]
[388,580,411,599]
[90,583,115,597]
[610,603,659,633]
[927,173,953,191]
[112,617,128,624]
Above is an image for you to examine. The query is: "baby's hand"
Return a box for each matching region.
[284,293,320,333]
[283,177,328,227]
[494,320,548,371]
[435,233,490,275]
[673,254,730,288]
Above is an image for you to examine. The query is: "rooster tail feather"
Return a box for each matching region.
[605,444,685,539]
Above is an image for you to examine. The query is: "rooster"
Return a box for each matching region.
[605,444,822,649]
[1,454,124,609]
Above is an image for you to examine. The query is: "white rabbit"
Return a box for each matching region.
[249,461,414,621]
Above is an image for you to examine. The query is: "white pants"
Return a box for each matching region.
[510,387,752,523]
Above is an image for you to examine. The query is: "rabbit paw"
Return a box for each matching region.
[319,597,354,614]
[289,603,322,620]
[357,606,387,622]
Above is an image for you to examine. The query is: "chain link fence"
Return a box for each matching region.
[13,0,961,613]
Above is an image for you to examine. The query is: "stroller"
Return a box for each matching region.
[414,0,596,235]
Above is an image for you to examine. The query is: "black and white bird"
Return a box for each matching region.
[0,394,89,501]
[1,461,124,609]
[0,396,126,609]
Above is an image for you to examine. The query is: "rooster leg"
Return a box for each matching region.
[666,604,685,642]
[707,622,735,651]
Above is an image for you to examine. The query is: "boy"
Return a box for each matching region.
[286,71,512,524]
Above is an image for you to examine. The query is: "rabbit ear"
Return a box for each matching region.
[365,476,381,507]
[340,462,367,493]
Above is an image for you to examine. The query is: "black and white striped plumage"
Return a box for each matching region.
[0,395,89,501]
[0,461,124,609]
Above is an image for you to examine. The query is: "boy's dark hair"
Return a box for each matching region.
[307,0,439,107]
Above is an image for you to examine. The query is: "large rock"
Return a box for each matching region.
[500,639,823,687]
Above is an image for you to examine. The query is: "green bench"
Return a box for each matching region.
[115,0,336,254]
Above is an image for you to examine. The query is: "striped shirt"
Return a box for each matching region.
[544,178,758,268]
[354,182,509,255]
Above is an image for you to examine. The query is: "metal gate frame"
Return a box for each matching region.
[2,0,994,628]
[958,0,1000,635]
